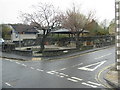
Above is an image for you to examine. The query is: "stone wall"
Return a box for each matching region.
[12,50,32,56]
[13,35,115,48]
[2,43,32,56]
[42,48,77,57]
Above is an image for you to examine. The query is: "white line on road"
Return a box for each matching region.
[87,81,102,86]
[60,76,64,78]
[5,82,13,87]
[60,68,66,70]
[59,73,69,77]
[71,77,83,81]
[53,71,59,74]
[47,71,54,75]
[22,64,27,67]
[71,63,83,67]
[30,67,35,69]
[82,82,97,88]
[67,78,78,83]
[5,59,13,62]
[9,60,13,62]
[36,69,44,72]
[5,59,10,61]
[59,63,83,71]
[16,62,20,64]
[95,53,112,59]
[56,74,64,78]
[57,74,63,77]
[78,60,106,71]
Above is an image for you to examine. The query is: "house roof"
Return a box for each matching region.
[10,24,39,33]
[51,28,89,34]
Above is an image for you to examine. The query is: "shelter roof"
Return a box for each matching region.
[51,28,89,34]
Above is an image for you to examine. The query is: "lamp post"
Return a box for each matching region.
[115,0,120,70]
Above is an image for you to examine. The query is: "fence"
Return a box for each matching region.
[13,35,115,48]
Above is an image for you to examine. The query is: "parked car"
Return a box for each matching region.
[0,38,4,45]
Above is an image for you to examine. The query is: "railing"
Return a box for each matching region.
[12,35,115,48]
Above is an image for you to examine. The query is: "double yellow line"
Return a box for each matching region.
[95,63,115,88]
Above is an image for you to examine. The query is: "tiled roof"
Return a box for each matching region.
[10,24,39,33]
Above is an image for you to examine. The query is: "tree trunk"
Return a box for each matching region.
[39,29,51,53]
[75,33,80,49]
[40,35,46,52]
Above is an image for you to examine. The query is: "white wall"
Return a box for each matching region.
[11,32,37,42]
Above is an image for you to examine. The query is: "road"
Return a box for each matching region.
[2,47,115,88]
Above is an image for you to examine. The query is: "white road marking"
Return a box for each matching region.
[36,69,44,72]
[67,78,78,82]
[5,82,13,87]
[71,77,82,81]
[82,82,97,88]
[71,63,83,67]
[95,53,112,59]
[22,64,27,67]
[59,73,68,77]
[16,62,20,64]
[87,81,102,86]
[9,60,13,62]
[57,75,61,77]
[5,59,13,62]
[5,59,10,61]
[78,61,106,71]
[47,71,54,75]
[53,71,59,74]
[30,67,35,69]
[60,68,66,70]
[60,76,64,78]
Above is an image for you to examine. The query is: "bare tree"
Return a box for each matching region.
[58,6,95,49]
[19,3,58,52]
[100,19,109,30]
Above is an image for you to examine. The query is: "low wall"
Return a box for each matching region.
[12,50,32,56]
[2,43,32,56]
[42,48,78,57]
[2,43,15,52]
[82,45,93,50]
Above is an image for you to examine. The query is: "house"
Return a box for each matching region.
[9,24,39,42]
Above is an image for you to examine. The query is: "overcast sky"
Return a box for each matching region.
[0,0,115,24]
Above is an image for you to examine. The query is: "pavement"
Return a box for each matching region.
[1,45,119,88]
[103,66,120,89]
[0,51,32,61]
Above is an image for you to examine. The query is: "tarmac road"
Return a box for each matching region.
[2,46,115,88]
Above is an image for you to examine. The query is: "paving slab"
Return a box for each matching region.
[104,66,120,89]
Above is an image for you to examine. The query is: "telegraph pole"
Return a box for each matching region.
[115,0,120,70]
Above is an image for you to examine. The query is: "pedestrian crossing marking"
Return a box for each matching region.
[78,61,106,71]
